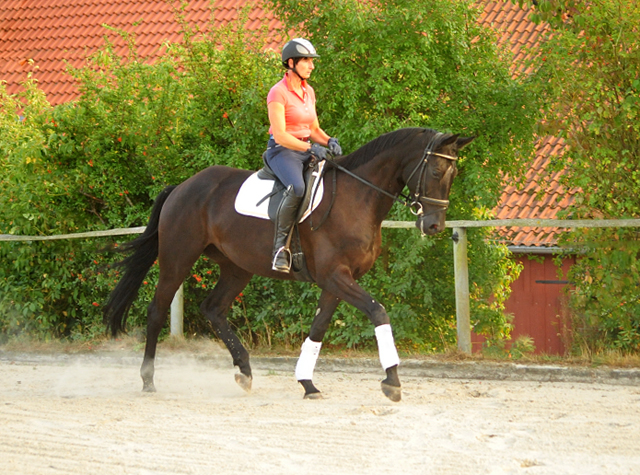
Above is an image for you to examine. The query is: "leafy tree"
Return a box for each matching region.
[270,0,538,206]
[517,0,640,352]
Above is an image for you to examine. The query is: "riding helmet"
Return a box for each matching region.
[281,38,320,68]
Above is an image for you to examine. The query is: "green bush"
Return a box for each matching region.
[0,9,277,341]
[1,1,536,351]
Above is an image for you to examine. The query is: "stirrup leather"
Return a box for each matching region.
[272,246,292,272]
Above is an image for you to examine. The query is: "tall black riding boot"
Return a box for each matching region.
[272,185,303,273]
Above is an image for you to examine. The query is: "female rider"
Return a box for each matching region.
[266,38,342,273]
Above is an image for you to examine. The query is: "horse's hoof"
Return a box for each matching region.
[234,373,252,392]
[299,379,322,399]
[142,383,156,393]
[303,391,323,400]
[381,382,401,402]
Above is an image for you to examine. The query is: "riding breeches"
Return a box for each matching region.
[265,138,312,198]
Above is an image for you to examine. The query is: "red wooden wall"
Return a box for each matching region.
[472,254,575,355]
[506,255,574,354]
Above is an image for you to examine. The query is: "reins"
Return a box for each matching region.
[323,159,408,205]
[320,138,458,219]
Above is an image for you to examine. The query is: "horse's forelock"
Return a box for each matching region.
[337,128,439,171]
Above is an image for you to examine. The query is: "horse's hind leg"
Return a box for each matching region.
[200,262,253,391]
[141,246,204,392]
[141,274,184,392]
[296,290,341,399]
[141,293,170,392]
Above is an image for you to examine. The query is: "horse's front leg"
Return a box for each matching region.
[296,290,341,399]
[375,324,402,401]
[319,265,402,402]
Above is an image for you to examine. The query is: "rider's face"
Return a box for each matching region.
[291,57,315,79]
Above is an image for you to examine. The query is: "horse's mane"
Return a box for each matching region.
[335,127,442,171]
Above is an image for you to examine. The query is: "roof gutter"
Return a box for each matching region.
[507,245,576,255]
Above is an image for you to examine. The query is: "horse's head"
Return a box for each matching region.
[406,133,474,236]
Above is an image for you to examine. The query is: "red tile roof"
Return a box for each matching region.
[476,1,549,77]
[494,136,577,247]
[477,1,576,247]
[0,0,282,105]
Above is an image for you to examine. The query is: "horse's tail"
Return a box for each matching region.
[103,185,177,337]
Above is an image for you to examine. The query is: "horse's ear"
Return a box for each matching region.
[456,136,475,149]
[440,134,459,147]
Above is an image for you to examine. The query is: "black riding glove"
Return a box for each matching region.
[309,143,330,161]
[327,137,342,156]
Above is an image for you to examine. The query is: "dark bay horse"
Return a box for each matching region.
[104,127,474,402]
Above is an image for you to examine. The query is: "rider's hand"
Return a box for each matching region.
[327,137,342,156]
[309,143,330,161]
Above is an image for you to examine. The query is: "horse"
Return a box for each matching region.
[103,127,474,402]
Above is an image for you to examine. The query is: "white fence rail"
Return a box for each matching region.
[3,218,640,352]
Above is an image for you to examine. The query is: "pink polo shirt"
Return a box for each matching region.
[267,73,317,139]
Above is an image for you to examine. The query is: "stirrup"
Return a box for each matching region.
[272,246,292,273]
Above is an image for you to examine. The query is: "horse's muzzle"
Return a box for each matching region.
[416,216,445,236]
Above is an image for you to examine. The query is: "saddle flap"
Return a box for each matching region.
[234,159,327,223]
[266,159,324,221]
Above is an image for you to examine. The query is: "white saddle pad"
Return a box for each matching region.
[234,161,326,222]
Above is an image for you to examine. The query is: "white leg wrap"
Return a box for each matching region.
[375,324,400,370]
[295,337,322,381]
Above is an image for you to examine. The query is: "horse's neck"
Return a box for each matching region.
[346,153,407,221]
[362,151,407,193]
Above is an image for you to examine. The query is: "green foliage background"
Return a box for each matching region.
[520,0,640,353]
[0,1,537,351]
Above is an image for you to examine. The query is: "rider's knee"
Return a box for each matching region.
[292,183,305,198]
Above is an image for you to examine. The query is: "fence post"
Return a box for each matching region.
[452,227,471,353]
[170,283,184,337]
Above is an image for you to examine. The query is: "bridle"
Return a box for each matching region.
[404,135,459,218]
[322,135,458,218]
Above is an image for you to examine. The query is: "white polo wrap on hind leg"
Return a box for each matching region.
[375,324,400,369]
[295,337,322,381]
